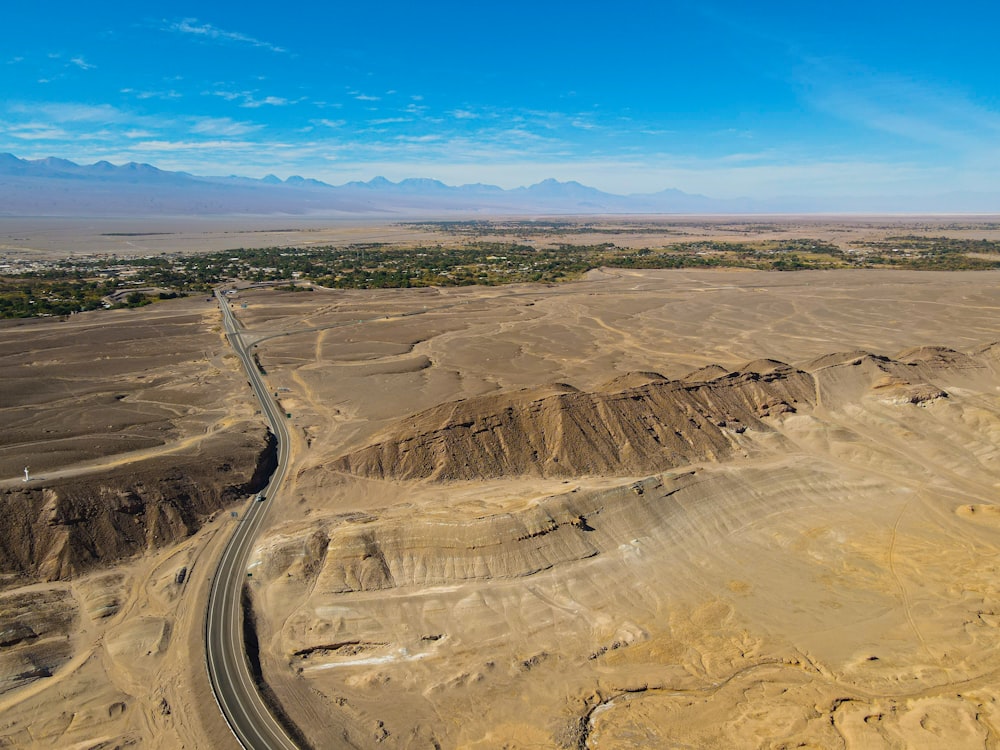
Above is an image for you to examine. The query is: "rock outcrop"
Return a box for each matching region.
[0,426,276,583]
[331,362,815,481]
[331,345,997,484]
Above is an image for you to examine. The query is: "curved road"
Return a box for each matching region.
[205,290,299,750]
[200,274,620,747]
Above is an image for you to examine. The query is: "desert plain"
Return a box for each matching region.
[1,218,1000,749]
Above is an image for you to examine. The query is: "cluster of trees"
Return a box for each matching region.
[0,277,113,318]
[5,233,999,319]
[0,276,188,319]
[848,236,1000,270]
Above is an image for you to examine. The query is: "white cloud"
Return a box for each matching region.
[13,102,125,123]
[8,125,72,140]
[207,89,245,102]
[162,18,287,54]
[189,117,263,136]
[69,56,95,70]
[394,134,442,143]
[801,62,1000,156]
[240,95,291,108]
[121,88,182,100]
[207,90,298,108]
[135,139,258,152]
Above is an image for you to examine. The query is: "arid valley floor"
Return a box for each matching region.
[2,218,1000,749]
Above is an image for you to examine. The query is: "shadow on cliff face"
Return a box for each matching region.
[0,425,277,585]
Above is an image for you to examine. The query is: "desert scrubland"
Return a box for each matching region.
[1,219,1000,749]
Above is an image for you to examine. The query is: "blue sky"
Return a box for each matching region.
[2,1,999,197]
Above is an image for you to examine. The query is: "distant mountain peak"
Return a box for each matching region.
[40,156,78,170]
[286,175,332,187]
[520,178,613,200]
[2,150,989,217]
[398,177,449,189]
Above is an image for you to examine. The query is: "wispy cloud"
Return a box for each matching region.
[5,123,73,141]
[162,18,287,54]
[241,95,292,108]
[189,117,263,136]
[135,139,259,152]
[69,56,95,70]
[206,89,298,108]
[370,117,411,125]
[12,102,126,124]
[120,88,182,100]
[804,65,1000,155]
[208,89,243,102]
[394,134,443,143]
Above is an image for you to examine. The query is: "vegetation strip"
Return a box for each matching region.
[4,222,1000,318]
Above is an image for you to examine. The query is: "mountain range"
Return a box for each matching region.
[0,153,997,216]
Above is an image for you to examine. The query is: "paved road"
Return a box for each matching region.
[200,279,605,747]
[205,290,299,750]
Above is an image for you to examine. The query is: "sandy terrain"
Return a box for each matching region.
[0,297,268,748]
[0,515,245,749]
[0,217,457,261]
[2,261,1000,748]
[225,268,1000,748]
[0,298,265,479]
[4,214,1000,261]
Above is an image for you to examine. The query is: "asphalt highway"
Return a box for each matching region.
[200,280,581,748]
[205,290,299,750]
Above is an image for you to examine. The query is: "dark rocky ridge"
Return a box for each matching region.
[331,363,815,481]
[0,426,276,584]
[330,347,1000,483]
